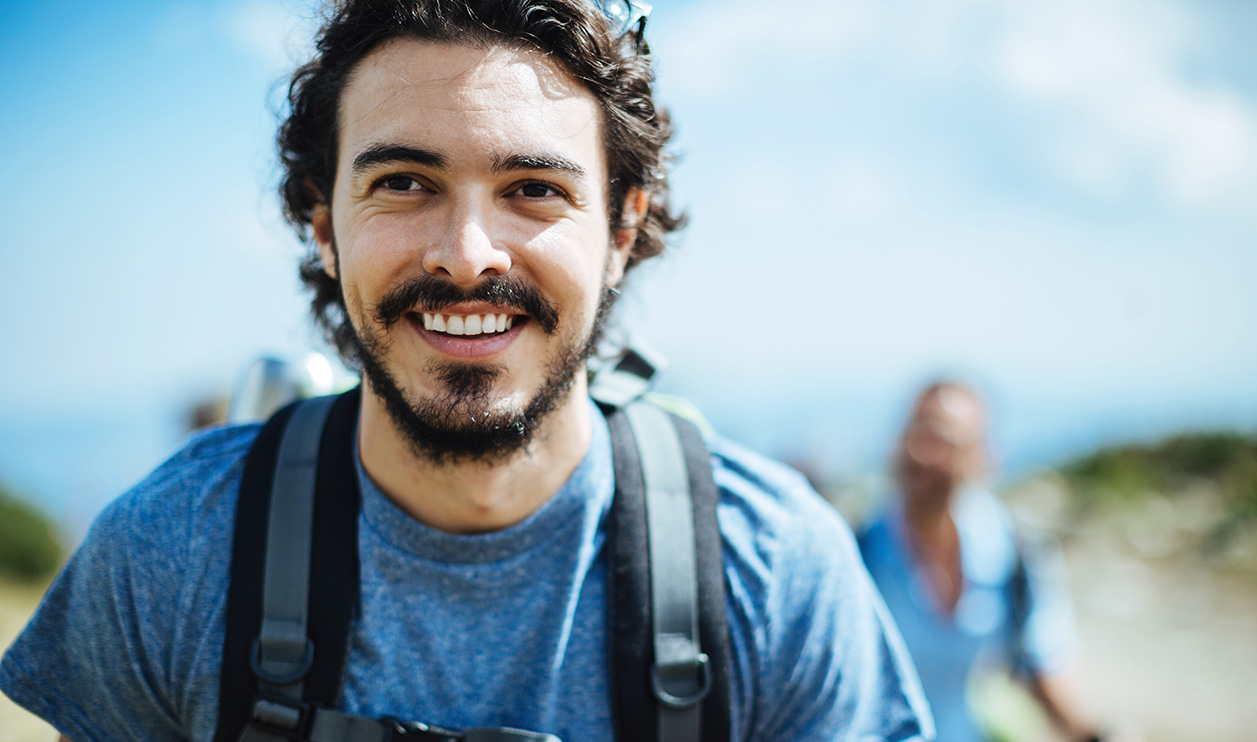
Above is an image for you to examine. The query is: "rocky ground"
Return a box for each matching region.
[1002,474,1257,742]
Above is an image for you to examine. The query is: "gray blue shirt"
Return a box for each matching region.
[858,488,1078,742]
[2,401,931,741]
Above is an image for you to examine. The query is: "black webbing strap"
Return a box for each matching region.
[674,411,733,742]
[1007,538,1032,678]
[629,403,705,742]
[254,394,338,700]
[215,389,363,742]
[605,402,731,742]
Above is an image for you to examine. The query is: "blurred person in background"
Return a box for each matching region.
[0,1,931,741]
[859,381,1113,742]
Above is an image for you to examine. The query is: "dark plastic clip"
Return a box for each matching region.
[650,651,712,709]
[249,636,315,686]
[247,695,313,740]
[382,717,466,742]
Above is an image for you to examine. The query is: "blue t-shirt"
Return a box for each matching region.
[2,401,931,742]
[858,489,1078,742]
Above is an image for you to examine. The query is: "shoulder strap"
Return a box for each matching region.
[605,400,732,742]
[1007,535,1032,676]
[216,389,363,742]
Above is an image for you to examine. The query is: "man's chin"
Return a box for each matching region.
[362,354,579,466]
[369,379,532,465]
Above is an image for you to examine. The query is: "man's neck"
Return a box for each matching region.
[356,382,594,535]
[903,488,953,528]
[902,488,964,613]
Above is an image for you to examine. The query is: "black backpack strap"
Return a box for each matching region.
[1007,534,1033,677]
[254,394,338,699]
[605,400,732,742]
[216,389,363,742]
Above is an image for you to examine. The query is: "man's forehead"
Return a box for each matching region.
[912,387,985,435]
[339,37,599,135]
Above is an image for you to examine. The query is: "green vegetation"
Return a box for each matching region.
[1061,431,1257,551]
[0,485,63,582]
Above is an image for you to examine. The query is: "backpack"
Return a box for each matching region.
[212,349,733,742]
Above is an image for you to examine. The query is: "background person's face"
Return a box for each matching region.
[898,387,985,505]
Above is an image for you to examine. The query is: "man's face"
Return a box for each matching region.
[312,38,631,463]
[896,387,986,507]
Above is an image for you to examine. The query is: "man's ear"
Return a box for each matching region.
[608,187,649,286]
[311,203,337,279]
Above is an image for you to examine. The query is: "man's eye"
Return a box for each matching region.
[378,175,423,192]
[514,182,561,199]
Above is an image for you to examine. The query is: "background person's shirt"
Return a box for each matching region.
[1,400,931,742]
[859,487,1078,742]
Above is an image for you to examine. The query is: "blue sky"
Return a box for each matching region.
[2,0,1255,532]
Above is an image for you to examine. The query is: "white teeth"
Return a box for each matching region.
[421,312,516,335]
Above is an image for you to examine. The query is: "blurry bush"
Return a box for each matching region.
[1061,432,1257,559]
[0,485,63,582]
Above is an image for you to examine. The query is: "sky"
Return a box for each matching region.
[1,0,1255,534]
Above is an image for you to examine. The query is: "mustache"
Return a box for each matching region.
[372,273,559,335]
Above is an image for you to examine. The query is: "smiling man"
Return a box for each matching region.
[326,37,641,532]
[0,2,931,741]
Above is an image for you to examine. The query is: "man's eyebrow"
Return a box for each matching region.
[351,144,446,174]
[492,153,586,178]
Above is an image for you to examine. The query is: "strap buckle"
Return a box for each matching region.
[247,695,313,739]
[650,651,712,709]
[249,636,315,686]
[382,717,466,741]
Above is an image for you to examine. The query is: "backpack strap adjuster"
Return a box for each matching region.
[381,718,465,741]
[247,695,313,739]
[651,651,712,709]
[249,635,315,687]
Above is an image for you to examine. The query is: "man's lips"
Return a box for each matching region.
[405,307,527,359]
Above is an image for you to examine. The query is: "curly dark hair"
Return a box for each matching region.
[278,0,684,365]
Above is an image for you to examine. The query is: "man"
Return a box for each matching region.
[1,1,930,740]
[858,382,1104,742]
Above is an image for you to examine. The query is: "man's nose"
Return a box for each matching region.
[904,428,953,467]
[421,205,512,285]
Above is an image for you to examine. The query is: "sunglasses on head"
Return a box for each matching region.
[593,0,652,44]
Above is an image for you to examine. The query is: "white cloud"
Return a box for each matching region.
[222,0,318,73]
[658,0,1257,214]
[655,0,873,96]
[985,0,1257,210]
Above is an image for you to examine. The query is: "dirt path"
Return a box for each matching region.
[1066,536,1257,741]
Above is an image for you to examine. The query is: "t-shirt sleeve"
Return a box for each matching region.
[711,441,934,742]
[0,488,190,741]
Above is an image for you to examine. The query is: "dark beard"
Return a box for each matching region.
[350,276,619,466]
